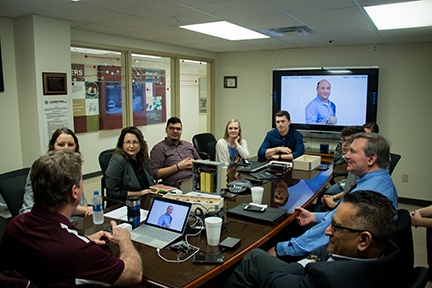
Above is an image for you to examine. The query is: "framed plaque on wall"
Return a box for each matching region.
[224,76,237,88]
[43,72,67,95]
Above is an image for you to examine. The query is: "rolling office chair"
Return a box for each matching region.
[192,133,217,161]
[391,209,429,288]
[0,167,31,217]
[98,148,122,208]
[388,152,401,176]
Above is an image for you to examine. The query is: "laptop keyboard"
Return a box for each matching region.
[250,170,275,180]
[133,224,178,243]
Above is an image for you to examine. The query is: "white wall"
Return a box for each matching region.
[215,43,432,201]
[13,15,71,169]
[0,17,23,172]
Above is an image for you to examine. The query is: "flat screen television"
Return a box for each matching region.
[272,67,378,139]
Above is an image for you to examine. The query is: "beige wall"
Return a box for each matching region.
[215,43,432,201]
[0,17,23,171]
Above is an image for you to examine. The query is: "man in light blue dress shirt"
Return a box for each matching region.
[305,80,337,125]
[158,205,173,228]
[267,132,397,258]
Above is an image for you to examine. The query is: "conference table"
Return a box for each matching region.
[74,160,334,288]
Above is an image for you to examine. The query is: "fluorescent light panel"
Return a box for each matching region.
[364,0,432,30]
[180,21,269,40]
[71,47,120,55]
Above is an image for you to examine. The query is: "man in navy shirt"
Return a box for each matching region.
[258,110,305,160]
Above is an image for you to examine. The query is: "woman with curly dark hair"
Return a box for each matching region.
[105,126,155,202]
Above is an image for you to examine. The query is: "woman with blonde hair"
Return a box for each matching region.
[216,119,249,166]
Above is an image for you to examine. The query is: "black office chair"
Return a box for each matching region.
[391,209,414,269]
[0,168,31,217]
[98,148,122,208]
[192,133,217,161]
[390,209,429,288]
[388,153,401,176]
[207,141,217,161]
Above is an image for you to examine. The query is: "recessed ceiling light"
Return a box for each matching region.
[364,0,432,30]
[180,21,269,40]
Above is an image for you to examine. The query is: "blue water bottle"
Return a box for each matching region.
[127,196,140,229]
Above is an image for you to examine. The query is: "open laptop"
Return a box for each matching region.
[130,196,192,249]
[237,161,270,173]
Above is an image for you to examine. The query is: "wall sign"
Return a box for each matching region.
[43,72,67,95]
[224,76,237,88]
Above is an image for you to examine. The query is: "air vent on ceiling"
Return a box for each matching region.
[259,26,315,37]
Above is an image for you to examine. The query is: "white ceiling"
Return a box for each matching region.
[1,0,432,53]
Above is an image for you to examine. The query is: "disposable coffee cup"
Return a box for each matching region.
[205,217,223,246]
[251,186,264,204]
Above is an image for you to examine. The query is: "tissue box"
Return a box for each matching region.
[293,155,321,171]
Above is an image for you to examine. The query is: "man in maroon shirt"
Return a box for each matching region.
[0,150,142,287]
[150,117,200,185]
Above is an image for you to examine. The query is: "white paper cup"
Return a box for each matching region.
[251,186,264,204]
[205,217,223,246]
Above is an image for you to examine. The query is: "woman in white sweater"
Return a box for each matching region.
[216,119,250,166]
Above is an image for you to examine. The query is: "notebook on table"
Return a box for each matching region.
[237,161,270,173]
[130,196,192,249]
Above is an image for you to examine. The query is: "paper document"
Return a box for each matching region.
[104,206,148,223]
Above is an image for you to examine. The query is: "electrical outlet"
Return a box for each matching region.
[402,174,409,183]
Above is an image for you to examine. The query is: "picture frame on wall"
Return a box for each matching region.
[224,76,237,88]
[43,72,67,95]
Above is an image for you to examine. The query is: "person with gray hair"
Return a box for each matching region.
[223,190,400,288]
[321,131,390,210]
[0,150,142,287]
[266,132,397,259]
[315,126,365,212]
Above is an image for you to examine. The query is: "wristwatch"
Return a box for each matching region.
[279,154,282,160]
[307,254,320,262]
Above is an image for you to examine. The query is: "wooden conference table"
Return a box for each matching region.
[74,162,334,288]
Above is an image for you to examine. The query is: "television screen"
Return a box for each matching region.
[272,67,378,135]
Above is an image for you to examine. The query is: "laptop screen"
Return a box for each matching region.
[145,197,191,233]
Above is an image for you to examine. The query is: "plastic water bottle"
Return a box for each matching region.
[92,191,104,225]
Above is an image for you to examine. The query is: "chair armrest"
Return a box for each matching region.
[330,172,348,185]
[102,196,123,207]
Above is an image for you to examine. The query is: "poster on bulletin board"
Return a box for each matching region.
[71,63,100,133]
